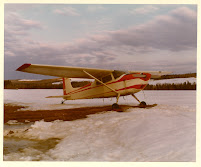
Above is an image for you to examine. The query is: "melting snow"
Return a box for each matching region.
[4,87,196,161]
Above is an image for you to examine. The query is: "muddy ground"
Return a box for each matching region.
[4,103,157,123]
[4,103,117,123]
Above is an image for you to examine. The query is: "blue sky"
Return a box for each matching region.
[4,4,197,79]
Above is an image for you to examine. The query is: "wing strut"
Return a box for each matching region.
[83,70,121,103]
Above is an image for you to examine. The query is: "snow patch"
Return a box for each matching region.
[52,81,63,85]
[18,79,41,81]
[4,89,196,161]
[4,106,195,161]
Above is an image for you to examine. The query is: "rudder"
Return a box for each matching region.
[63,78,74,95]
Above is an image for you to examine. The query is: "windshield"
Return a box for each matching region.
[112,70,125,79]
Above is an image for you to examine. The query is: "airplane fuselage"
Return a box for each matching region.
[63,73,151,100]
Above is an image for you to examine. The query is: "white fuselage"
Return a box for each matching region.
[63,73,151,100]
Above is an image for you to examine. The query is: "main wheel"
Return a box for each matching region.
[139,101,146,108]
[112,103,120,110]
[112,103,123,112]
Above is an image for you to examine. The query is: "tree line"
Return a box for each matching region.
[4,80,196,90]
[144,82,196,90]
[154,73,196,80]
[4,80,90,89]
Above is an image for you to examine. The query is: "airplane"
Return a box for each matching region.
[16,63,171,109]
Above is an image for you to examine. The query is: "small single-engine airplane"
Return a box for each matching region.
[16,63,171,109]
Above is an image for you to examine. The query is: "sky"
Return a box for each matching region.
[4,4,197,80]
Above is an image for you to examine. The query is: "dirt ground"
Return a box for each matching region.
[4,103,156,123]
[4,103,116,123]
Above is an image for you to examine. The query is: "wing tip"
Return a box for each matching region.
[16,63,31,71]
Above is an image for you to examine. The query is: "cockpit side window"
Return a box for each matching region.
[96,80,101,85]
[95,74,113,85]
[102,74,112,83]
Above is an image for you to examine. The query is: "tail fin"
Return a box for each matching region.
[63,78,74,95]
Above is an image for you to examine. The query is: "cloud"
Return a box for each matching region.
[4,6,197,79]
[130,5,159,15]
[5,6,197,57]
[5,4,39,12]
[56,6,196,54]
[95,17,113,32]
[4,12,44,61]
[4,12,44,46]
[110,6,197,51]
[5,12,44,31]
[171,6,197,20]
[53,7,80,16]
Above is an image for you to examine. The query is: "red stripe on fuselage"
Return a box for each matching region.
[117,84,147,91]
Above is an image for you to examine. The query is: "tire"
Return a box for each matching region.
[139,101,146,108]
[112,103,120,110]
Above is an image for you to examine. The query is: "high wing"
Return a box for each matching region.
[16,63,172,79]
[16,63,114,79]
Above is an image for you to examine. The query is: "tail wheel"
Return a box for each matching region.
[61,100,66,104]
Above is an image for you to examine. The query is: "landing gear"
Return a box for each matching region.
[112,103,123,112]
[139,101,147,108]
[112,103,120,110]
[131,94,147,108]
[112,93,123,112]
